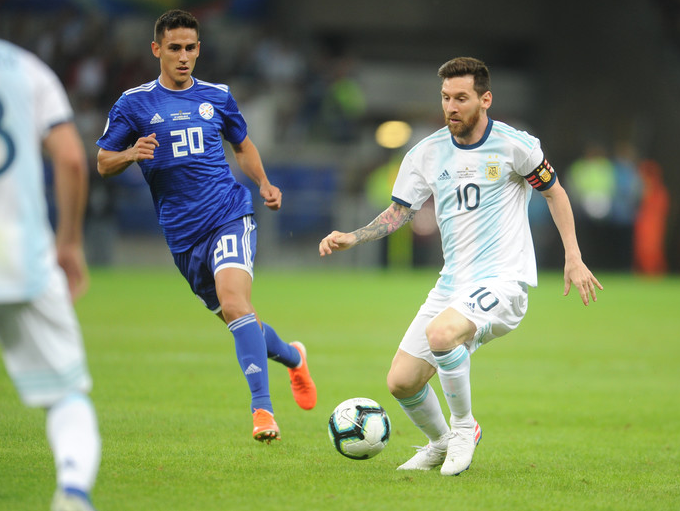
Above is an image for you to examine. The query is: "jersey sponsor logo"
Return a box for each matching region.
[438,169,451,181]
[485,161,501,181]
[199,102,214,120]
[149,113,164,124]
[171,110,191,121]
[456,167,476,179]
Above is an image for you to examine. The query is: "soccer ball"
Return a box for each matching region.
[327,397,391,460]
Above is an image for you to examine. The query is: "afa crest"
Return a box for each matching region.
[485,161,501,181]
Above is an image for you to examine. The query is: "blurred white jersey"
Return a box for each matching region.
[392,119,549,291]
[0,40,73,302]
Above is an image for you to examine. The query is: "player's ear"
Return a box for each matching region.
[481,90,492,109]
[151,41,161,58]
[196,40,201,57]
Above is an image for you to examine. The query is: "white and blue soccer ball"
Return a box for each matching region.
[328,397,391,460]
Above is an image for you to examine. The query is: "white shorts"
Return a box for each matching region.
[0,265,92,407]
[398,279,529,367]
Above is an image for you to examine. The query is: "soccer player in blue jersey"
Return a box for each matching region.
[319,57,602,475]
[0,39,100,511]
[96,9,316,443]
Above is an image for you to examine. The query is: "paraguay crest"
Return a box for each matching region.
[199,102,214,120]
[485,158,501,181]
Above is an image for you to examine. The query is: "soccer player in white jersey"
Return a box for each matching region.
[0,39,101,511]
[96,9,316,443]
[319,57,602,475]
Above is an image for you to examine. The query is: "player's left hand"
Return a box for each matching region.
[563,259,603,306]
[260,183,282,211]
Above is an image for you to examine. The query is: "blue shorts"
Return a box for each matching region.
[173,215,257,312]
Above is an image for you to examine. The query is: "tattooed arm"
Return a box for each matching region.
[319,202,416,257]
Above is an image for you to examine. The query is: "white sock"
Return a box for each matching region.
[46,393,101,493]
[434,346,473,426]
[396,383,450,446]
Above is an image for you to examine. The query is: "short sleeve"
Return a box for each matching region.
[391,152,432,210]
[27,54,72,138]
[96,96,138,151]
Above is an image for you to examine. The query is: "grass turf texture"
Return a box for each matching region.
[1,268,679,510]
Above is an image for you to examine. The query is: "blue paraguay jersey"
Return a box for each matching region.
[97,78,253,253]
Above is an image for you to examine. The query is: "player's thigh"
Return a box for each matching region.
[389,288,449,396]
[0,268,91,407]
[214,266,255,319]
[397,288,449,366]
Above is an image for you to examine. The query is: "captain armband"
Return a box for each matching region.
[524,159,556,191]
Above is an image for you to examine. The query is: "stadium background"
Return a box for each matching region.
[1,0,678,273]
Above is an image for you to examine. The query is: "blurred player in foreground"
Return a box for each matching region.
[96,9,316,443]
[320,57,602,475]
[0,39,101,510]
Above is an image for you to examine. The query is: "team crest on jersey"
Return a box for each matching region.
[199,103,214,120]
[485,161,501,181]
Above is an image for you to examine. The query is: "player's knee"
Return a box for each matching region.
[387,370,419,400]
[219,298,254,324]
[426,321,463,352]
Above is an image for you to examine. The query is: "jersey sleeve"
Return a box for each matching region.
[96,95,139,151]
[219,90,248,145]
[27,53,73,138]
[391,151,431,210]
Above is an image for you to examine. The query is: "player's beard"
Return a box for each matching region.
[446,107,481,140]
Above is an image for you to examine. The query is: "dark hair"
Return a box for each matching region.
[437,57,490,97]
[154,9,200,44]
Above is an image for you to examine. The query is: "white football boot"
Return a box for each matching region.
[397,435,450,470]
[440,419,482,476]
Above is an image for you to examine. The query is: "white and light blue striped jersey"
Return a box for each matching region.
[392,119,552,291]
[0,40,73,302]
[97,78,253,253]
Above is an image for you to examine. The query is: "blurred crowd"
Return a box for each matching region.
[0,7,368,156]
[0,6,674,274]
[563,143,670,275]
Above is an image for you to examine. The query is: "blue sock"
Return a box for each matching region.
[262,323,301,368]
[228,313,272,413]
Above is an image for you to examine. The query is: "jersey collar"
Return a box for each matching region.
[156,76,196,92]
[450,118,494,150]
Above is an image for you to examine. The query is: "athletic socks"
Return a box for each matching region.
[396,383,450,444]
[46,393,101,494]
[433,345,473,423]
[261,322,302,368]
[228,313,272,413]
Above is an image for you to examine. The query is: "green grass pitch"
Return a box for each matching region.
[1,268,679,510]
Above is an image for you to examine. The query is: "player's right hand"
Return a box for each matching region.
[131,133,159,161]
[319,231,357,257]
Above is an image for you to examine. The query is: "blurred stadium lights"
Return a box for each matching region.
[375,120,412,149]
